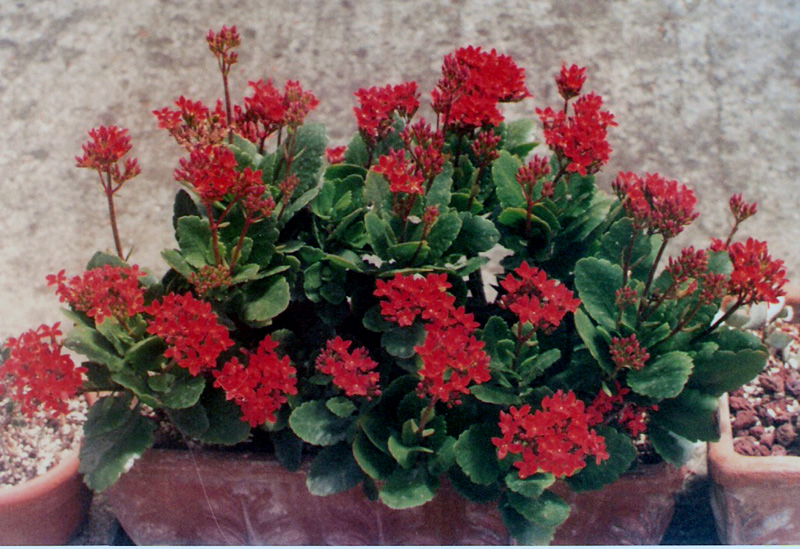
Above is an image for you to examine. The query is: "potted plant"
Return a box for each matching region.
[0,328,92,545]
[3,25,788,545]
[708,294,800,544]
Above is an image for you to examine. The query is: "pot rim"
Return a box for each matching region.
[708,393,800,482]
[0,445,81,506]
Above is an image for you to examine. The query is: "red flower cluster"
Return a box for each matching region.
[75,125,141,185]
[153,97,228,149]
[145,293,234,376]
[235,79,319,147]
[325,146,346,164]
[612,172,698,238]
[399,119,446,182]
[492,390,608,478]
[353,82,419,144]
[729,194,758,224]
[498,262,580,334]
[373,149,424,195]
[213,335,298,426]
[47,265,147,325]
[586,383,658,438]
[609,334,649,372]
[727,238,788,305]
[1,323,85,418]
[374,272,455,326]
[374,273,490,405]
[471,130,501,167]
[432,46,530,130]
[663,247,727,305]
[555,63,587,100]
[515,155,552,202]
[666,247,708,285]
[188,264,233,298]
[316,336,380,399]
[206,25,240,70]
[174,145,270,215]
[537,92,616,176]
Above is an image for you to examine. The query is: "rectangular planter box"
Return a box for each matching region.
[708,393,800,544]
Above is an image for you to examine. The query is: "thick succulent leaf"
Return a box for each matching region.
[627,350,693,400]
[565,425,636,492]
[378,466,438,509]
[574,257,623,332]
[289,399,352,446]
[306,442,363,496]
[454,423,502,485]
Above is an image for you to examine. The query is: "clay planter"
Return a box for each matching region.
[708,393,800,544]
[0,446,92,545]
[106,447,685,545]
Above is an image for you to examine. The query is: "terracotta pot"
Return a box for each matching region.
[0,446,92,544]
[708,393,800,544]
[107,447,685,545]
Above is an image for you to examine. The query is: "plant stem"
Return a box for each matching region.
[637,237,669,321]
[100,170,124,260]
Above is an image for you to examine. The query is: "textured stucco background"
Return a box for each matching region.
[1,0,799,339]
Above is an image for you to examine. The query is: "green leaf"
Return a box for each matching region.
[388,241,430,265]
[574,257,623,331]
[176,216,213,269]
[448,467,501,503]
[64,325,123,372]
[364,170,392,214]
[425,163,453,210]
[498,207,552,235]
[279,185,321,226]
[364,211,395,257]
[689,348,767,397]
[388,432,433,468]
[172,189,200,231]
[379,467,438,509]
[289,399,352,446]
[289,123,327,195]
[161,249,195,279]
[506,490,570,528]
[652,388,719,442]
[493,150,525,209]
[499,495,559,545]
[566,425,636,492]
[480,316,516,369]
[519,348,561,383]
[353,431,395,480]
[627,350,693,400]
[198,388,251,445]
[502,119,536,154]
[122,336,166,372]
[449,213,500,255]
[271,428,304,471]
[597,218,660,281]
[78,394,155,492]
[165,402,210,439]
[504,471,555,498]
[573,308,613,375]
[470,384,521,405]
[425,211,462,260]
[326,396,357,418]
[86,251,127,270]
[242,276,290,326]
[455,423,502,485]
[381,323,426,359]
[324,163,367,181]
[649,425,695,467]
[344,133,368,167]
[157,373,206,409]
[306,442,363,496]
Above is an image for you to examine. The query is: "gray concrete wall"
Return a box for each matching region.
[1,0,798,338]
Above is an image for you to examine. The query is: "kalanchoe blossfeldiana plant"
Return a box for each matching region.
[0,26,790,544]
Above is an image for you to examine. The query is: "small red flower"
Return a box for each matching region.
[492,390,608,479]
[213,335,297,426]
[586,383,657,438]
[666,247,708,285]
[374,272,455,327]
[206,25,241,70]
[727,238,788,305]
[400,118,446,182]
[316,336,380,399]
[612,172,698,238]
[353,82,419,144]
[325,146,347,164]
[609,334,649,372]
[1,323,86,418]
[235,79,319,148]
[537,91,616,176]
[153,97,228,149]
[75,126,141,185]
[728,193,758,223]
[373,149,424,195]
[555,63,587,101]
[432,46,530,130]
[145,293,234,376]
[499,262,580,334]
[47,265,147,325]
